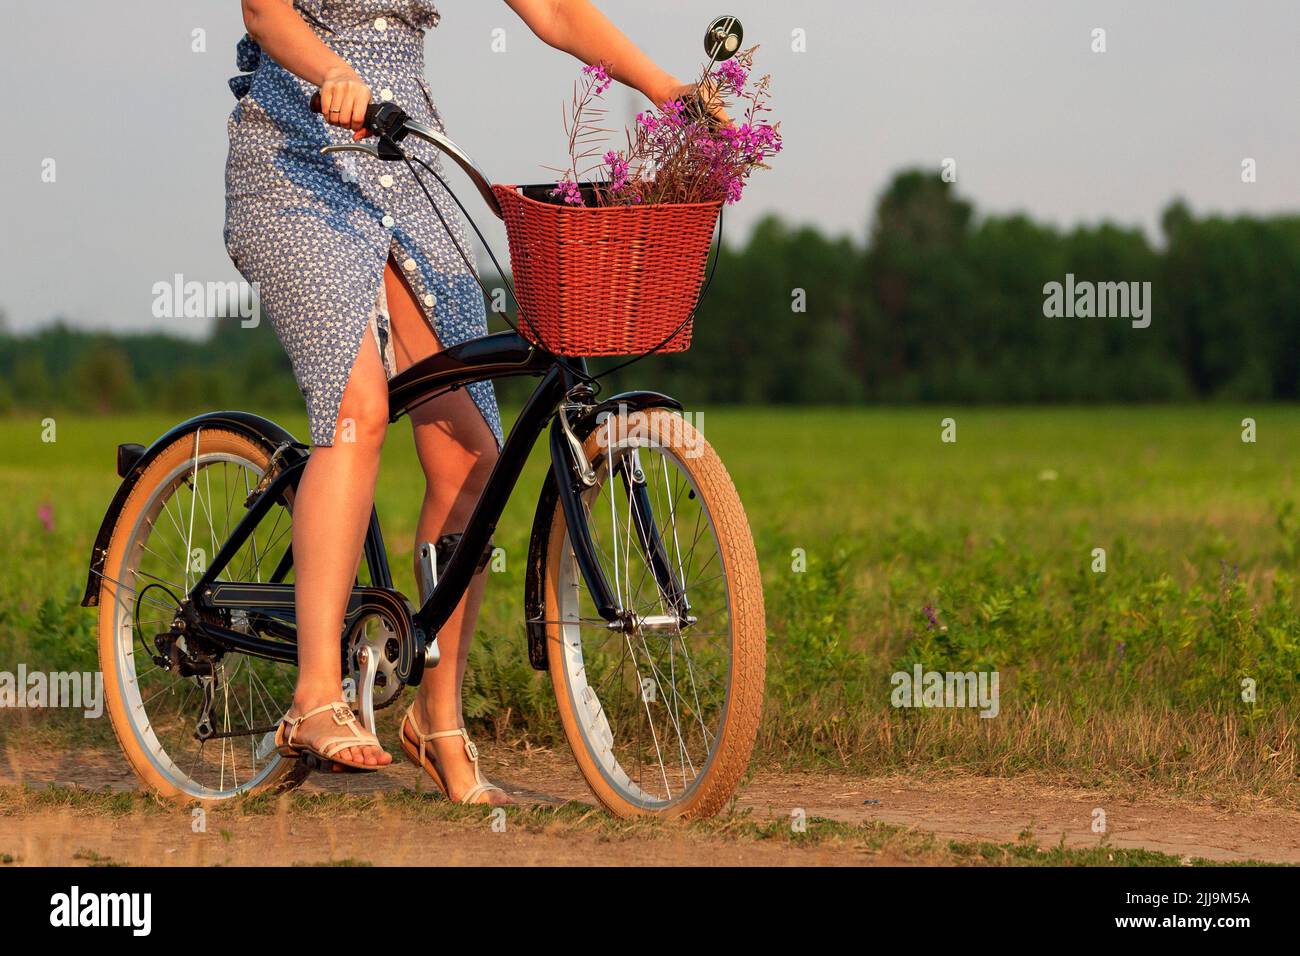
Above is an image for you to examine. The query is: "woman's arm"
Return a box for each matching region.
[240,0,371,129]
[505,0,682,106]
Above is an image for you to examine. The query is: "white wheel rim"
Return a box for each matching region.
[110,447,297,799]
[554,432,734,811]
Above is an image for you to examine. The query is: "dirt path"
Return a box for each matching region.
[1,745,1296,865]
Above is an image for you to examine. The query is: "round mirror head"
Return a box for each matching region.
[704,15,743,62]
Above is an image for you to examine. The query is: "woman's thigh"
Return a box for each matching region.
[383,259,498,486]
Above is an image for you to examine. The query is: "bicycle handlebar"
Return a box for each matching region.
[309,91,503,219]
[309,84,726,225]
[304,16,742,221]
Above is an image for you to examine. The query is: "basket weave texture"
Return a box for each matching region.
[493,184,722,356]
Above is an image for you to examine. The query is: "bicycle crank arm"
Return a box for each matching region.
[356,643,379,735]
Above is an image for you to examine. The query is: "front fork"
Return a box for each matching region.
[548,390,690,626]
[549,397,620,621]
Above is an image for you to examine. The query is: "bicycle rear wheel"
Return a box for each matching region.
[95,428,308,800]
[541,408,765,818]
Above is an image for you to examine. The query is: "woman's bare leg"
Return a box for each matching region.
[288,322,392,767]
[384,260,510,803]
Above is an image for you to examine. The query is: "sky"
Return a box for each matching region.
[1,0,1297,336]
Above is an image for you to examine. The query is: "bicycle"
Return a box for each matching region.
[81,16,765,819]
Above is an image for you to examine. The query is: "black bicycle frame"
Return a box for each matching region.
[185,329,630,682]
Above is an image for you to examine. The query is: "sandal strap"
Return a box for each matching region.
[428,727,478,762]
[403,711,477,756]
[403,706,442,794]
[402,708,466,743]
[401,709,493,799]
[317,734,380,759]
[460,781,504,804]
[282,701,375,750]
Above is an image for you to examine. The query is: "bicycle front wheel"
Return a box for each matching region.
[541,408,765,818]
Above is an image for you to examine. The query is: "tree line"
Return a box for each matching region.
[3,168,1299,418]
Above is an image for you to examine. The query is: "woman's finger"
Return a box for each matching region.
[348,86,370,131]
[321,84,341,123]
[330,83,346,118]
[334,86,356,128]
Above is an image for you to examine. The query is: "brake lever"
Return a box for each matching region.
[320,136,406,162]
[321,142,382,160]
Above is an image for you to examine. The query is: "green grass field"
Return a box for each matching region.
[2,406,1297,802]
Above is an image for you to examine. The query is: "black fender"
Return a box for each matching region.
[81,411,307,607]
[523,390,683,670]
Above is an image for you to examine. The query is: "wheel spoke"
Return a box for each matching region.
[106,439,301,798]
[551,420,736,809]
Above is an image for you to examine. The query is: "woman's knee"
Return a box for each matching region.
[330,329,391,449]
[459,440,499,512]
[420,437,493,497]
[416,431,496,523]
[334,384,389,449]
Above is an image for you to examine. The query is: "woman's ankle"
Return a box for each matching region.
[409,695,461,731]
[292,683,346,712]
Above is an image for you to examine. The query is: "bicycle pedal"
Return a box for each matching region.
[298,751,366,775]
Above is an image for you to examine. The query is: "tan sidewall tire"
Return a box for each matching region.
[544,410,765,819]
[96,428,307,801]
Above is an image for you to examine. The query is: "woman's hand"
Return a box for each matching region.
[662,78,733,128]
[242,0,373,123]
[507,0,732,124]
[318,65,372,130]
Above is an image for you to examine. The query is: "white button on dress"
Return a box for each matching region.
[378,174,394,188]
[381,214,395,228]
[374,17,388,31]
[402,258,418,272]
[423,294,436,308]
[380,88,394,102]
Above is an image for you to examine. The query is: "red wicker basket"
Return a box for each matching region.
[492,184,722,356]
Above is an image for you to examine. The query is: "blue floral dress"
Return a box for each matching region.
[224,0,502,447]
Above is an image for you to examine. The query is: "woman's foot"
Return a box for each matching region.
[399,702,513,805]
[281,697,392,769]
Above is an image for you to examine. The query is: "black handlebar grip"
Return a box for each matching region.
[309,91,383,129]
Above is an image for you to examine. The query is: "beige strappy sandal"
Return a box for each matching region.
[398,705,506,803]
[275,701,385,773]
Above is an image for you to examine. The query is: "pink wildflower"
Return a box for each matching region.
[582,62,612,95]
[603,150,630,191]
[553,48,779,208]
[712,59,749,91]
[550,179,585,206]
